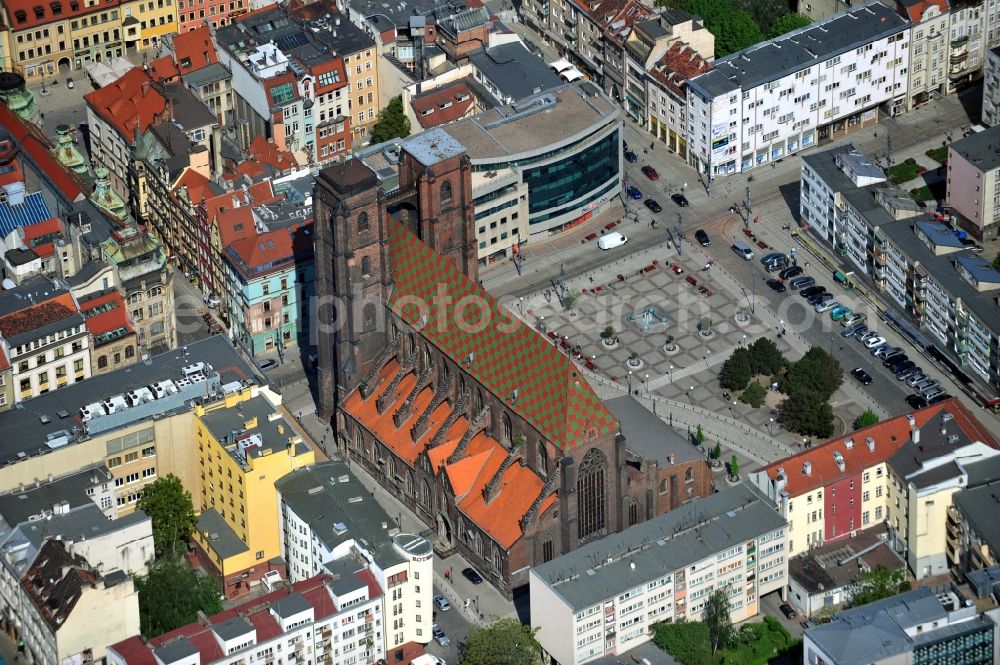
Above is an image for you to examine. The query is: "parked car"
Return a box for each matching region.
[881,349,906,363]
[433,595,451,611]
[928,392,951,404]
[462,568,484,584]
[644,198,662,213]
[779,604,798,620]
[800,285,825,298]
[873,346,901,359]
[625,185,642,199]
[766,278,787,293]
[851,367,873,385]
[906,394,929,409]
[761,252,787,266]
[858,330,879,342]
[671,193,689,207]
[625,150,638,163]
[259,359,278,370]
[789,276,815,290]
[869,343,890,355]
[842,323,866,337]
[888,359,915,373]
[66,78,75,89]
[842,313,866,327]
[864,336,887,348]
[779,265,804,280]
[815,299,840,313]
[905,373,929,387]
[432,626,450,647]
[808,292,833,306]
[695,229,711,246]
[830,306,852,320]
[922,386,948,401]
[913,378,939,392]
[641,165,659,180]
[896,365,920,380]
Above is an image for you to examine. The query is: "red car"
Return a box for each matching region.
[641,165,659,180]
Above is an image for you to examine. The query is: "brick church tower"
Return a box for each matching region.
[314,161,392,420]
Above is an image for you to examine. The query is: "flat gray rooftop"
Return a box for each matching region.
[950,123,1000,172]
[802,144,874,193]
[197,507,249,559]
[276,461,406,568]
[689,2,907,97]
[0,335,252,469]
[604,396,700,464]
[200,394,309,465]
[531,483,784,612]
[468,42,562,102]
[953,481,1000,562]
[9,502,149,550]
[401,127,467,167]
[0,463,111,526]
[443,80,618,160]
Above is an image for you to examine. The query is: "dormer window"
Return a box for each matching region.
[50,1,62,14]
[180,57,191,68]
[14,9,26,22]
[33,5,44,18]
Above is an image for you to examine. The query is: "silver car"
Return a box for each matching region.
[906,373,928,387]
[912,378,938,392]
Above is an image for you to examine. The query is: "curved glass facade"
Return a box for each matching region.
[523,129,620,223]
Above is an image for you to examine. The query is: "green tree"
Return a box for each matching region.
[135,558,223,637]
[712,443,722,460]
[704,588,734,654]
[695,424,706,446]
[652,621,714,665]
[370,96,411,143]
[850,565,911,607]
[137,474,197,558]
[783,346,843,401]
[993,251,1000,272]
[460,618,544,665]
[729,455,740,480]
[747,337,785,376]
[684,0,764,57]
[778,389,835,437]
[768,12,811,37]
[739,380,767,407]
[720,347,753,391]
[853,408,880,431]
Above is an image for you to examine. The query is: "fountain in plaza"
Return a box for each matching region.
[628,306,669,333]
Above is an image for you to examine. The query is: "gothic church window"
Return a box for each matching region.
[577,448,607,540]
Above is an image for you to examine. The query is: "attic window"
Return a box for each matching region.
[33,5,44,17]
[180,57,191,68]
[439,101,452,109]
[14,9,26,22]
[50,1,62,14]
[421,108,434,116]
[455,93,469,102]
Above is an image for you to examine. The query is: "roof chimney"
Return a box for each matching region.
[913,427,920,444]
[844,438,854,449]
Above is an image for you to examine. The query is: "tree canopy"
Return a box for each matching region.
[853,409,880,431]
[683,0,763,57]
[704,589,734,654]
[371,96,411,143]
[992,251,1000,272]
[720,347,754,391]
[137,474,197,558]
[851,565,911,607]
[778,389,835,438]
[747,338,785,376]
[783,346,843,401]
[135,558,223,637]
[460,618,544,665]
[768,12,811,38]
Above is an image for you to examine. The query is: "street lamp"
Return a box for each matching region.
[686,386,695,403]
[518,296,524,316]
[668,364,674,383]
[627,371,633,394]
[731,400,738,418]
[742,334,747,346]
[643,374,649,393]
[767,417,775,436]
[703,352,710,370]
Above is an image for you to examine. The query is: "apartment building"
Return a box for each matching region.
[0,276,90,404]
[804,586,1000,665]
[224,226,311,356]
[884,408,1000,578]
[983,46,1000,124]
[686,3,909,177]
[950,465,1000,573]
[79,289,139,375]
[530,483,787,665]
[214,4,375,162]
[948,123,1000,239]
[520,0,607,77]
[177,0,248,33]
[901,0,951,110]
[276,462,434,654]
[109,569,389,665]
[2,539,140,665]
[646,41,711,159]
[191,387,315,598]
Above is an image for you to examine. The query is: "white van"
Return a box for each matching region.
[598,231,628,250]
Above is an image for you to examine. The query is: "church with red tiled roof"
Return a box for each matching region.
[314,142,665,598]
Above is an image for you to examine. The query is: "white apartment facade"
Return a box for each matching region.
[983,46,1000,124]
[108,570,387,665]
[276,462,434,652]
[685,2,909,177]
[529,484,787,665]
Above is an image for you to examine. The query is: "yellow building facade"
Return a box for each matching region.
[191,387,315,598]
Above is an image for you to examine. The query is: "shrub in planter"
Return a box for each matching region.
[601,326,616,339]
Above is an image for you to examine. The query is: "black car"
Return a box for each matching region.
[695,229,711,246]
[779,604,798,620]
[808,292,833,306]
[671,193,689,207]
[789,275,816,290]
[779,265,804,280]
[851,367,873,385]
[462,568,484,584]
[800,285,825,298]
[890,360,916,375]
[928,392,951,405]
[906,394,929,409]
[624,150,638,163]
[884,355,910,370]
[644,198,662,213]
[766,278,787,293]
